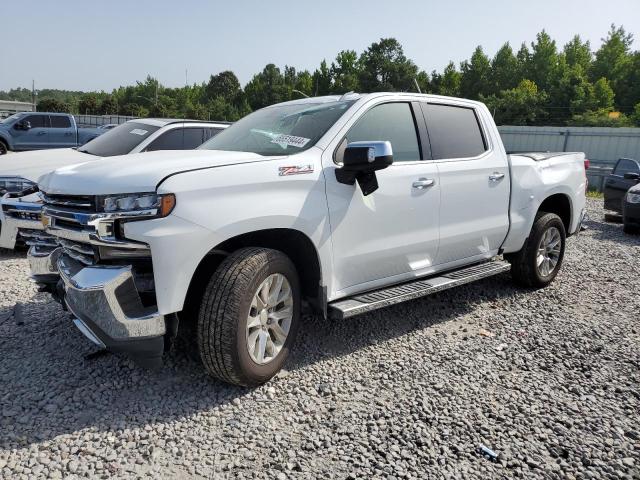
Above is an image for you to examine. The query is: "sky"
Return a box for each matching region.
[2,0,639,92]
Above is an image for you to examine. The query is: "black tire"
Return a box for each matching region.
[197,247,301,387]
[0,141,7,155]
[507,212,566,288]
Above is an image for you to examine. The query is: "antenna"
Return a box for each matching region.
[414,78,422,94]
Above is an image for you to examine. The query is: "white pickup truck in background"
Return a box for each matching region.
[0,118,229,251]
[32,93,587,386]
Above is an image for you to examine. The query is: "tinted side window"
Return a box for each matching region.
[344,103,420,162]
[423,104,486,159]
[50,115,71,128]
[146,128,195,151]
[23,115,48,128]
[613,159,639,176]
[203,127,223,143]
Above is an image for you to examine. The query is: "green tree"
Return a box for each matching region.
[490,43,520,94]
[592,77,615,110]
[358,38,418,92]
[331,50,361,93]
[78,93,100,114]
[591,24,633,82]
[438,62,461,96]
[99,95,118,115]
[244,64,288,110]
[37,98,70,113]
[460,46,491,99]
[205,71,241,102]
[563,35,592,71]
[312,60,332,95]
[483,79,548,125]
[528,30,558,92]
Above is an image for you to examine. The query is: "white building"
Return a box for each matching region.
[0,100,35,119]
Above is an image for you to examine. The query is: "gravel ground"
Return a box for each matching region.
[1,198,638,479]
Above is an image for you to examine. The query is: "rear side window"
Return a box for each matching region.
[345,102,420,161]
[613,159,639,176]
[423,104,486,159]
[146,128,214,151]
[50,115,71,128]
[22,115,48,128]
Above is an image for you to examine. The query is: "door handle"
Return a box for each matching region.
[37,131,46,136]
[489,172,505,182]
[64,132,73,136]
[412,178,435,189]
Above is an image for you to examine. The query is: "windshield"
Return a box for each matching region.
[1,114,23,124]
[199,100,355,156]
[78,122,161,157]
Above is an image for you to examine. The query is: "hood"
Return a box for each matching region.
[0,149,94,182]
[38,149,279,195]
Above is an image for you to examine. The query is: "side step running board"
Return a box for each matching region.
[328,260,511,319]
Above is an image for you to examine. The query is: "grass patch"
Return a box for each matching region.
[586,190,604,199]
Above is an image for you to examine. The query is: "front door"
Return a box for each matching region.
[604,158,640,213]
[12,114,49,150]
[324,101,440,297]
[421,102,510,266]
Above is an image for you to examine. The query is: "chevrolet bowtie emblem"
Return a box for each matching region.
[41,214,51,228]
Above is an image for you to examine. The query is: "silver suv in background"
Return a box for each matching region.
[0,118,230,251]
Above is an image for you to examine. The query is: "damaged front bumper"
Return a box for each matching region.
[0,200,47,250]
[56,253,166,367]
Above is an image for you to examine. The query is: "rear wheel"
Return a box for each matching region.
[507,212,566,288]
[197,247,301,387]
[0,141,7,155]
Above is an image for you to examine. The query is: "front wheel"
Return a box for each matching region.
[197,247,301,387]
[507,212,566,288]
[0,141,7,155]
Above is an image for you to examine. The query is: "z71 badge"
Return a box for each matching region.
[278,165,314,176]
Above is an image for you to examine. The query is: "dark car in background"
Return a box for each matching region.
[622,184,640,234]
[603,158,640,219]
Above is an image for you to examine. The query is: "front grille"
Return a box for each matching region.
[59,239,96,265]
[41,192,97,211]
[2,203,42,221]
[19,229,58,248]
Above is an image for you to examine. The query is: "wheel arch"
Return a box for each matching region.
[182,228,324,321]
[537,193,572,234]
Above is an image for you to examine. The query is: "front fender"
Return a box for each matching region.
[126,149,334,314]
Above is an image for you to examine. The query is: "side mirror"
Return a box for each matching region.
[15,120,31,130]
[623,172,640,181]
[336,141,393,196]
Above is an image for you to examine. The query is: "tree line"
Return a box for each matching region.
[2,25,639,127]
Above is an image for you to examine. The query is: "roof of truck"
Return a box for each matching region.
[126,118,232,127]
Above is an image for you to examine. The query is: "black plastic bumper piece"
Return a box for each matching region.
[78,317,165,370]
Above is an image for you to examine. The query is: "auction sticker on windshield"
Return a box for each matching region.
[130,129,149,136]
[271,134,310,149]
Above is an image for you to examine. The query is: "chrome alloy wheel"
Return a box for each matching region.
[536,226,562,277]
[246,273,293,364]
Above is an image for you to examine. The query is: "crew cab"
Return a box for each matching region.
[0,118,229,250]
[0,112,104,155]
[31,93,587,386]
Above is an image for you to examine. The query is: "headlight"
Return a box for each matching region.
[627,192,640,204]
[99,193,176,217]
[0,176,36,195]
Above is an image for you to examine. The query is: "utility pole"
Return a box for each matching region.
[31,80,36,111]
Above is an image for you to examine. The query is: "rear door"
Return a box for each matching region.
[12,114,49,150]
[48,115,76,148]
[145,127,222,151]
[604,159,640,212]
[421,102,510,267]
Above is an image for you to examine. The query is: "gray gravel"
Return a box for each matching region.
[1,198,639,479]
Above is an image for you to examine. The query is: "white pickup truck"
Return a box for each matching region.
[32,93,587,386]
